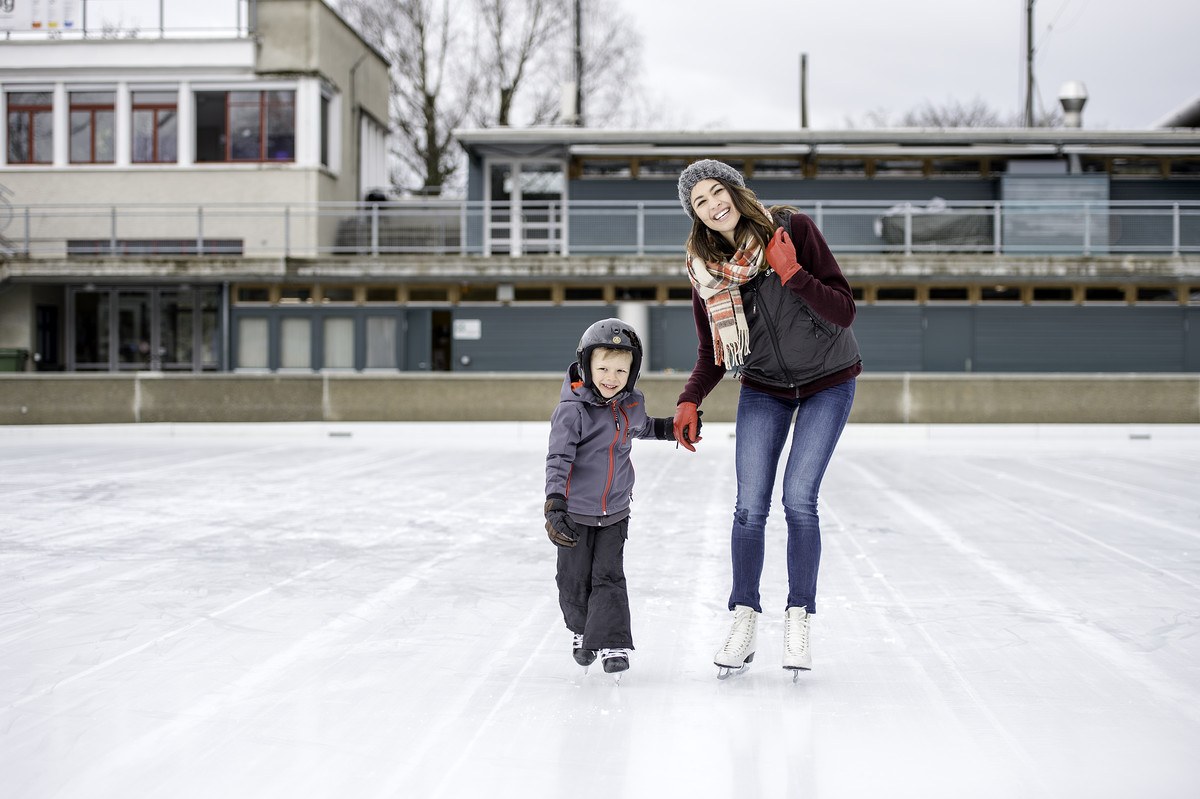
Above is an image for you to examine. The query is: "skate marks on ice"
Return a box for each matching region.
[818,431,1200,798]
[2,423,1199,798]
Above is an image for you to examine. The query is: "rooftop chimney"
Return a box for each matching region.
[1059,81,1088,128]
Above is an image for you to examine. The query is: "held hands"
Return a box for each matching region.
[765,226,804,285]
[672,402,703,452]
[544,495,578,548]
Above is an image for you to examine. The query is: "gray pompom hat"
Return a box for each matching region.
[677,159,746,218]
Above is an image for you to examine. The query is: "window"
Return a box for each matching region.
[876,287,917,302]
[928,287,969,302]
[280,318,311,368]
[132,91,178,163]
[7,92,53,164]
[320,93,330,168]
[981,286,1021,302]
[195,90,295,163]
[237,318,270,369]
[70,91,115,164]
[236,286,272,303]
[365,287,398,303]
[323,318,355,369]
[1084,287,1127,303]
[320,286,355,303]
[564,286,605,301]
[365,317,397,368]
[1033,287,1075,303]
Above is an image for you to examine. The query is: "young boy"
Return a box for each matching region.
[544,318,691,679]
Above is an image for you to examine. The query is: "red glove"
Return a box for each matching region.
[766,226,804,285]
[673,402,702,452]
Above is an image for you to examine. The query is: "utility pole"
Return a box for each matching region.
[574,0,584,127]
[800,53,808,128]
[1024,0,1035,127]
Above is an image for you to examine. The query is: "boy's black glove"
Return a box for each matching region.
[544,495,577,548]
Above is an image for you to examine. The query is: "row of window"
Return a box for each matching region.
[237,316,398,371]
[232,283,1197,306]
[6,89,296,165]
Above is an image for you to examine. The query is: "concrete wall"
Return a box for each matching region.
[1,373,1197,425]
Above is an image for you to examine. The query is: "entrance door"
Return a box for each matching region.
[69,286,220,371]
[486,160,564,255]
[35,305,61,371]
[922,308,974,371]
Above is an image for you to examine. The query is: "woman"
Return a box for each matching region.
[672,159,861,679]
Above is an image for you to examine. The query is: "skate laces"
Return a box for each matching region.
[572,634,585,649]
[720,607,756,654]
[785,609,810,655]
[599,648,629,660]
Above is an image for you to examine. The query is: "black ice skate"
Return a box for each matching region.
[599,648,630,684]
[572,634,597,670]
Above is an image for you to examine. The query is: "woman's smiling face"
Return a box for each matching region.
[690,178,741,242]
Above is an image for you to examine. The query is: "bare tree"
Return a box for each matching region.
[573,0,643,127]
[471,0,644,129]
[847,97,1062,129]
[476,0,568,127]
[337,0,481,194]
[334,0,647,190]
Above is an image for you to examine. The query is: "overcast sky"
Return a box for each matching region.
[61,0,1199,131]
[621,0,1199,130]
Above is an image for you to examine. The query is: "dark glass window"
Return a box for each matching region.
[195,90,295,163]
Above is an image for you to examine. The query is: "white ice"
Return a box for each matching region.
[2,422,1199,799]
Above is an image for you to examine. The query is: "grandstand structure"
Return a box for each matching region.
[1,5,1197,375]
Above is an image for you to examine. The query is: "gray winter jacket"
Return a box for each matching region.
[545,362,673,526]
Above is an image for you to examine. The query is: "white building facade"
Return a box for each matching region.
[0,0,390,371]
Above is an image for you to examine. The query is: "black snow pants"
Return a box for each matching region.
[556,517,633,651]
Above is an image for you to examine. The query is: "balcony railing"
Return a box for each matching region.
[1,199,1198,260]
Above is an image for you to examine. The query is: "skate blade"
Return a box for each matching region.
[715,651,754,680]
[715,662,751,680]
[783,665,811,683]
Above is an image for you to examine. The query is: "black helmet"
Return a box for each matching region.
[576,317,643,395]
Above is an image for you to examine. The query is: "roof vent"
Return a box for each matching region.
[1059,81,1088,128]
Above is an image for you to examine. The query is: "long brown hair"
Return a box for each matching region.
[685,181,793,263]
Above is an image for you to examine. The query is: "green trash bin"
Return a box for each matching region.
[0,348,29,372]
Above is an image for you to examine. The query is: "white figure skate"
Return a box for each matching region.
[714,605,758,680]
[783,606,812,681]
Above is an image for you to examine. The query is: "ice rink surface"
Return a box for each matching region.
[2,421,1198,799]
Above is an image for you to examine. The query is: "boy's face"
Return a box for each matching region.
[590,349,633,399]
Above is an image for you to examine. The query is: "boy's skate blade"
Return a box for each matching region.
[714,652,754,680]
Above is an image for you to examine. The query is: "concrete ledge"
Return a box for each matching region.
[1,372,1198,425]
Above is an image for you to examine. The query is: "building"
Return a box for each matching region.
[0,0,390,372]
[2,4,1198,376]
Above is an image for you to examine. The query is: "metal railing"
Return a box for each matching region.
[2,199,1198,260]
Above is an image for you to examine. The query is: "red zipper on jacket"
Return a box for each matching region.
[601,404,623,515]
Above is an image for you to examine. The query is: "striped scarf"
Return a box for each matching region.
[685,240,765,368]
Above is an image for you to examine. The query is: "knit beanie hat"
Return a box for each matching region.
[677,159,746,218]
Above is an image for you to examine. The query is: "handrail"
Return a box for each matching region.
[1,198,1197,259]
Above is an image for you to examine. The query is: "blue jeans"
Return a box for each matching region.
[728,379,855,614]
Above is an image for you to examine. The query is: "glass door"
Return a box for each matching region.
[69,286,221,371]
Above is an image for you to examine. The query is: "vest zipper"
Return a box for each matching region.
[749,282,797,388]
